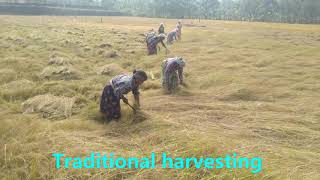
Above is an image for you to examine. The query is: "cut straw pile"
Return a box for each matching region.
[21,94,76,119]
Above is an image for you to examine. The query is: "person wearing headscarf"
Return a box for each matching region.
[161,57,186,92]
[158,23,165,34]
[100,70,148,121]
[147,33,168,55]
[167,28,178,44]
[176,20,182,40]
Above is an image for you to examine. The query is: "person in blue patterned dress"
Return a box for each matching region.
[161,57,186,93]
[146,33,168,55]
[100,70,148,121]
[167,28,178,44]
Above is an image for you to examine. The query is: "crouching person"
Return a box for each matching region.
[162,57,186,93]
[147,34,168,55]
[167,29,178,45]
[100,70,148,121]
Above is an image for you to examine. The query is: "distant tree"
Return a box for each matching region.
[11,0,319,24]
[182,0,199,18]
[259,0,279,22]
[239,0,260,21]
[101,0,116,10]
[303,0,320,23]
[219,0,239,20]
[198,0,219,19]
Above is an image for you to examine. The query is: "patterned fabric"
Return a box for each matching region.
[162,57,185,92]
[176,23,182,40]
[167,30,177,44]
[110,74,139,98]
[146,31,157,43]
[100,85,121,120]
[147,36,162,55]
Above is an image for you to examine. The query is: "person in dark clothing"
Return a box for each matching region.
[158,23,165,34]
[162,57,186,93]
[167,29,178,44]
[146,34,168,55]
[100,70,148,121]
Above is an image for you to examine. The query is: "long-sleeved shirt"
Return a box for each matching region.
[109,74,139,98]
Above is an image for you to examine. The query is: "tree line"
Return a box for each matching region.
[3,0,320,24]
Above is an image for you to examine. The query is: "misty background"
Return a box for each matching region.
[1,0,320,24]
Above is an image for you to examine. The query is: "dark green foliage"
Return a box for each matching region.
[2,0,319,23]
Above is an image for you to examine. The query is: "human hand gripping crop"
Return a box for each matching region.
[121,95,137,112]
[133,94,140,110]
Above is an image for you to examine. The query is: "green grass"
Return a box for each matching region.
[0,16,320,179]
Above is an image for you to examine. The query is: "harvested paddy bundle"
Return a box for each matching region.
[0,69,17,84]
[39,66,81,80]
[21,94,76,119]
[97,63,125,76]
[48,55,72,66]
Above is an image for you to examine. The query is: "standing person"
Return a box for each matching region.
[167,28,178,45]
[158,23,165,34]
[100,70,148,121]
[161,57,186,93]
[176,20,182,40]
[147,34,168,55]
